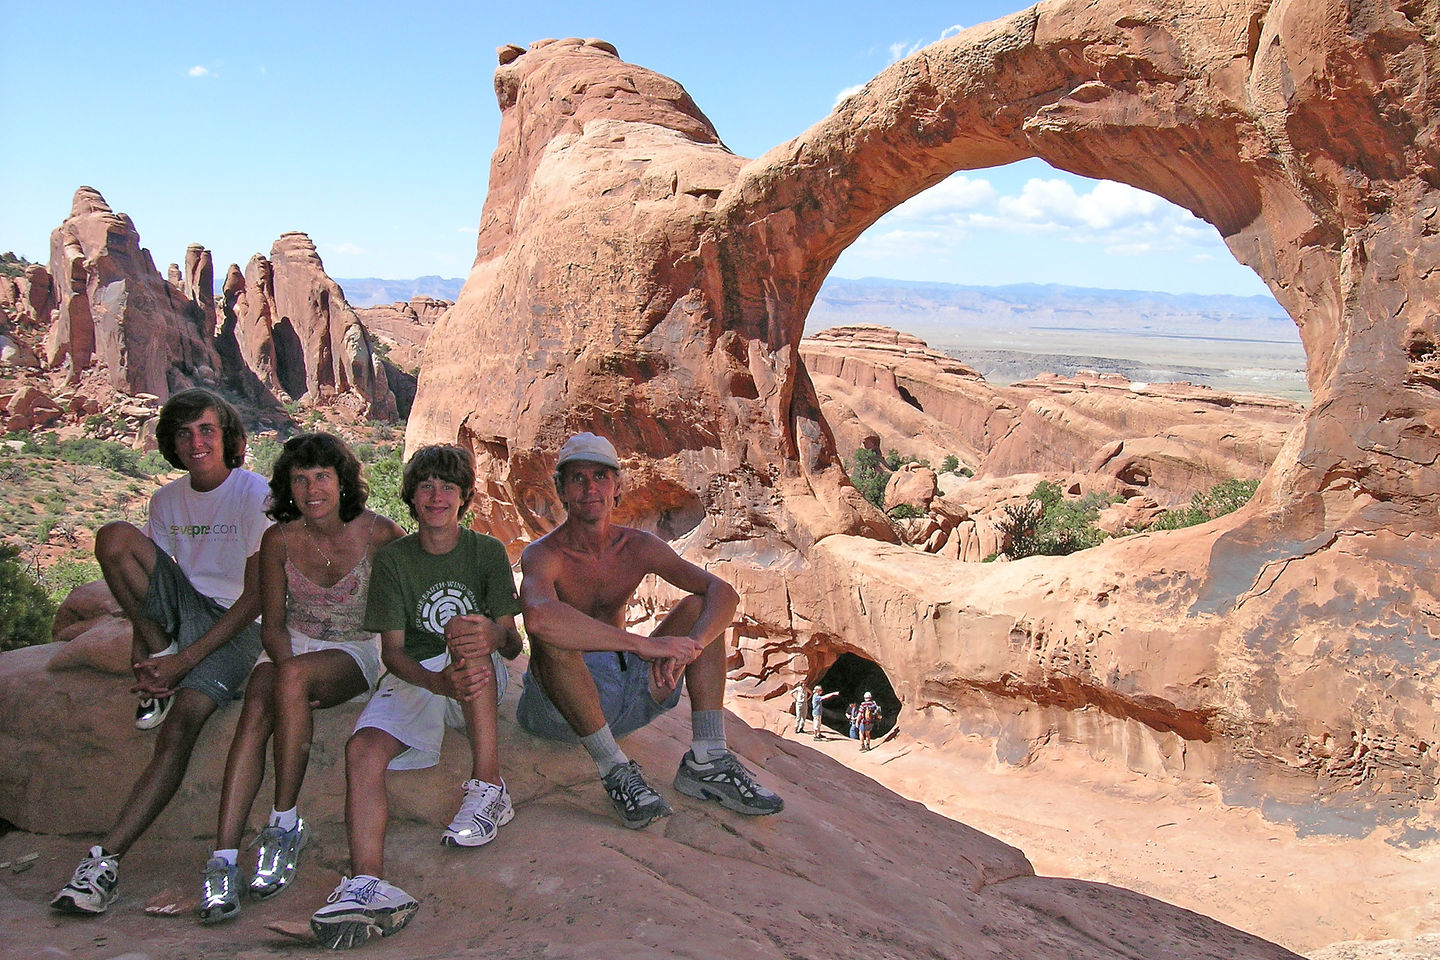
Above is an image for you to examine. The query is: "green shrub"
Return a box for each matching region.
[42,558,102,606]
[941,454,960,474]
[1150,478,1260,530]
[0,544,55,651]
[889,503,925,519]
[998,481,1119,559]
[247,437,283,479]
[847,448,890,509]
[365,445,415,533]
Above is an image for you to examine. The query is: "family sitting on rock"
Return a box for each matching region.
[49,388,782,950]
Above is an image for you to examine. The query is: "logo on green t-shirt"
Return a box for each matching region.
[416,581,478,635]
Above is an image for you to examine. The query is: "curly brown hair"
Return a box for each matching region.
[401,444,475,522]
[155,389,247,470]
[266,433,369,523]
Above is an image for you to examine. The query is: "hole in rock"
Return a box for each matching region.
[817,652,901,738]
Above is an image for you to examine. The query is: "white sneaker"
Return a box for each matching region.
[51,846,119,914]
[309,875,418,949]
[441,779,512,847]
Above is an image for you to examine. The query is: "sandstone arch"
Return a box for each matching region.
[409,3,1439,819]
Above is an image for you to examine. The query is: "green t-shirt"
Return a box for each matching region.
[362,528,522,661]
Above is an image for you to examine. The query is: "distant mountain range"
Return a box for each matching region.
[808,277,1295,343]
[338,274,1294,344]
[336,275,465,306]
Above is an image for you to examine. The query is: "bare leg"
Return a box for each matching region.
[344,727,403,878]
[103,688,218,855]
[272,651,366,812]
[94,522,168,654]
[214,664,276,850]
[527,644,607,738]
[651,595,726,713]
[461,668,501,785]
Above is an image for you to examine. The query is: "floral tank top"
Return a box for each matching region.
[282,520,377,646]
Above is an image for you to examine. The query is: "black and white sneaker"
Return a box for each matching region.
[673,749,784,816]
[51,846,119,915]
[601,760,672,829]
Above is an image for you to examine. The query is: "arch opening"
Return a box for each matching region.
[817,652,901,738]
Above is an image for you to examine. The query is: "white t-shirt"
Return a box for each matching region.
[147,468,271,607]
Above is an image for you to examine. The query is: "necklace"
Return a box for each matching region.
[303,519,338,569]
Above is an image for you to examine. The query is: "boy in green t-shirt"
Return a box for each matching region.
[308,445,522,950]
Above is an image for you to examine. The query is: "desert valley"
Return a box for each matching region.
[3,0,1440,957]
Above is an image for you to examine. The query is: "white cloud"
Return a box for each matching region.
[327,242,366,256]
[455,226,478,235]
[841,24,969,105]
[833,83,866,108]
[850,169,1224,267]
[997,178,1166,231]
[187,65,214,78]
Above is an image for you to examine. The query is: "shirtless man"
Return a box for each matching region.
[515,433,783,828]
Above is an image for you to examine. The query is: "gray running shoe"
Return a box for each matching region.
[673,749,784,815]
[310,875,418,950]
[600,760,672,829]
[50,846,118,915]
[442,779,513,847]
[198,857,241,923]
[249,817,310,900]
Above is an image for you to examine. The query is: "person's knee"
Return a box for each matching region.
[155,694,214,751]
[94,521,143,566]
[666,594,705,633]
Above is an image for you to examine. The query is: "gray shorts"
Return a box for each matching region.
[142,550,262,706]
[516,651,683,743]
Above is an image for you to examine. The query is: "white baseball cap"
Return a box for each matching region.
[556,432,620,470]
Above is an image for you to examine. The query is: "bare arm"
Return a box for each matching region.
[641,534,740,646]
[519,540,705,663]
[133,550,265,696]
[379,628,490,703]
[257,524,292,663]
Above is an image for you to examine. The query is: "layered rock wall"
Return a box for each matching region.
[409,1,1439,820]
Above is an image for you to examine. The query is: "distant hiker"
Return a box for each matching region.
[847,702,860,740]
[856,692,882,751]
[307,444,522,949]
[516,432,783,828]
[810,685,839,740]
[53,389,270,916]
[792,684,807,733]
[198,433,404,923]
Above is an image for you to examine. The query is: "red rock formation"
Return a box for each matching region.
[804,325,1301,509]
[0,614,1302,960]
[44,187,221,398]
[408,3,1439,821]
[224,233,398,420]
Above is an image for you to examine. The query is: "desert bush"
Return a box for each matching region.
[1150,478,1261,530]
[365,445,415,532]
[41,557,103,606]
[941,454,960,474]
[847,448,890,509]
[247,436,283,479]
[889,503,925,519]
[0,544,55,651]
[997,481,1119,559]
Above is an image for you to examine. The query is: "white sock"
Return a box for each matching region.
[212,848,238,866]
[269,807,298,831]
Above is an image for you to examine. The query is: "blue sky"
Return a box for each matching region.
[0,0,1272,298]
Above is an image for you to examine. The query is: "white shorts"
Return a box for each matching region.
[256,627,384,697]
[353,650,508,771]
